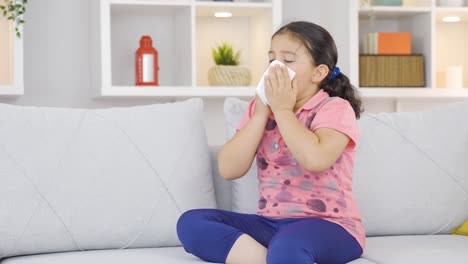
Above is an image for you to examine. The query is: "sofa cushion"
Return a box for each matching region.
[0,247,374,264]
[363,235,468,263]
[0,247,206,264]
[354,102,468,236]
[223,97,259,214]
[0,99,216,259]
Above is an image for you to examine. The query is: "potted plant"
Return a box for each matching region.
[208,42,252,86]
[0,0,27,38]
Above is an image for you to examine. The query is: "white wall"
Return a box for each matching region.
[1,0,466,147]
[282,0,352,77]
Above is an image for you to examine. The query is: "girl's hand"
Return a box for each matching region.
[254,94,271,118]
[265,65,298,114]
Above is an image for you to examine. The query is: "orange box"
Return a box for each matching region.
[377,32,411,55]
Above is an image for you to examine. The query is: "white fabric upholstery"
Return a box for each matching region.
[0,247,206,264]
[354,102,468,236]
[0,99,217,259]
[363,235,468,263]
[209,146,232,211]
[0,247,372,264]
[347,258,376,264]
[223,97,258,213]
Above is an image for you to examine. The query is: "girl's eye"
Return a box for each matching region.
[284,60,294,64]
[269,59,274,63]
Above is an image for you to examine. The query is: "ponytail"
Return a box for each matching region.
[321,73,363,119]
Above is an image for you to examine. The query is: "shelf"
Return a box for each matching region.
[196,2,273,87]
[196,1,273,10]
[358,7,433,87]
[100,86,256,98]
[0,19,12,87]
[91,0,281,98]
[109,4,192,87]
[359,6,432,18]
[436,7,468,21]
[196,3,272,17]
[97,86,468,99]
[358,88,468,98]
[0,18,23,96]
[0,85,24,96]
[111,3,191,18]
[108,0,191,6]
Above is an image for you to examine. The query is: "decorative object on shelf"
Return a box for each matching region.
[445,66,463,89]
[208,42,252,86]
[363,32,411,55]
[0,0,27,38]
[359,55,425,87]
[372,0,403,5]
[135,35,159,86]
[438,0,464,7]
[360,0,372,6]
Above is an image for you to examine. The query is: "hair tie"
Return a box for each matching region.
[329,66,340,80]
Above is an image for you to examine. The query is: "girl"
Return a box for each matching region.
[177,21,365,264]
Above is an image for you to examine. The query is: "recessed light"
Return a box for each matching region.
[442,16,461,23]
[214,12,232,18]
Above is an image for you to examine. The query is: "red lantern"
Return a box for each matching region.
[135,35,159,86]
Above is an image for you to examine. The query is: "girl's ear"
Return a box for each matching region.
[312,64,330,83]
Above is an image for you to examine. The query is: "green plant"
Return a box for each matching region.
[212,42,241,66]
[0,0,27,38]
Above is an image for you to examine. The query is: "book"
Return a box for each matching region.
[377,32,411,55]
[362,32,412,55]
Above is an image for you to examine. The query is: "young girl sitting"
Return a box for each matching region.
[177,21,365,264]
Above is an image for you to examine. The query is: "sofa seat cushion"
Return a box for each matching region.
[0,247,373,264]
[364,235,468,263]
[0,247,206,264]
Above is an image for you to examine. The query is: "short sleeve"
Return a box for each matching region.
[310,99,359,146]
[236,99,257,131]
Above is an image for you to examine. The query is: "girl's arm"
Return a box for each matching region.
[273,111,349,172]
[217,97,270,180]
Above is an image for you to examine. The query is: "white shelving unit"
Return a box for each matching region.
[90,0,468,99]
[352,0,468,98]
[0,18,23,96]
[90,0,282,98]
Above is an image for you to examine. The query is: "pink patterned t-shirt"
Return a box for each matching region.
[237,89,366,250]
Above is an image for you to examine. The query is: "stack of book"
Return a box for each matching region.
[360,32,425,87]
[363,32,411,55]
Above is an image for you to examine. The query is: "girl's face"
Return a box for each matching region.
[268,33,329,101]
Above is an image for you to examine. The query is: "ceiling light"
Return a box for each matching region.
[214,12,232,18]
[442,16,461,23]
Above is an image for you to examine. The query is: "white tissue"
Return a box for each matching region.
[256,60,296,106]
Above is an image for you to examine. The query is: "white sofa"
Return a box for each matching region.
[0,98,467,264]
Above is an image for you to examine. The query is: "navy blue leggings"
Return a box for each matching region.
[177,209,362,264]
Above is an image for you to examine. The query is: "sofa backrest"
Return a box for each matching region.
[353,101,468,236]
[222,98,468,237]
[0,99,217,259]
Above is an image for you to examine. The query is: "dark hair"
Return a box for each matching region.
[273,21,363,118]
